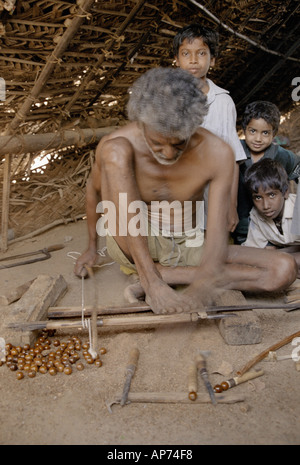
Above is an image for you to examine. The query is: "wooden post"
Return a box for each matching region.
[0,127,115,156]
[1,153,12,252]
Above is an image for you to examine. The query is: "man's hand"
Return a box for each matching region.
[74,248,99,277]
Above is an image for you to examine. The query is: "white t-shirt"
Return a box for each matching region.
[201,79,246,162]
[242,194,300,248]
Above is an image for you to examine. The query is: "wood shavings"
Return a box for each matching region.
[212,360,233,378]
[247,378,265,392]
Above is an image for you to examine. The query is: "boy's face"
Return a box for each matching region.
[252,186,288,221]
[244,118,274,155]
[175,38,215,81]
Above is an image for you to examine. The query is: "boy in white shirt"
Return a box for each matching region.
[173,23,246,232]
[243,158,300,276]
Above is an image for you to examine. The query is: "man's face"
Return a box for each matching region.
[252,186,288,221]
[142,126,189,165]
[244,118,274,156]
[175,37,215,81]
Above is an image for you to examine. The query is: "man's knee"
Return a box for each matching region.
[265,252,297,292]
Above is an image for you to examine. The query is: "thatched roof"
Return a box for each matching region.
[0,0,299,247]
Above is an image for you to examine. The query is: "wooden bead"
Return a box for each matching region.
[39,365,48,374]
[188,391,197,401]
[99,347,107,355]
[64,366,72,375]
[214,384,223,393]
[49,367,57,376]
[28,370,36,378]
[94,359,102,368]
[5,343,12,352]
[221,381,229,391]
[76,362,84,371]
[56,363,64,373]
[16,371,24,380]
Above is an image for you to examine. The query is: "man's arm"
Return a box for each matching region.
[74,146,102,277]
[195,143,235,280]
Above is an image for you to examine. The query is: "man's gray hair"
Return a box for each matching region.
[127,67,208,140]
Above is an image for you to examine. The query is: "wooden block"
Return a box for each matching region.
[216,290,262,345]
[0,274,67,346]
[0,279,34,305]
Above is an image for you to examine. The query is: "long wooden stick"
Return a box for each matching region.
[47,302,300,319]
[113,391,245,404]
[237,330,300,376]
[8,312,201,331]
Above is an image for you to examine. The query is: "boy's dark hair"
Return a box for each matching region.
[242,100,281,134]
[244,158,289,195]
[173,23,219,58]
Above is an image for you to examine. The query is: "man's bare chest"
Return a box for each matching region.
[135,161,205,203]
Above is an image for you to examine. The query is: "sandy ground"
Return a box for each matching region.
[0,219,300,446]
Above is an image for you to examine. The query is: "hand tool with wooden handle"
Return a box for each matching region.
[196,352,217,405]
[120,348,140,406]
[188,361,198,401]
[47,301,300,319]
[213,369,264,393]
[106,391,245,412]
[7,311,235,331]
[0,244,64,269]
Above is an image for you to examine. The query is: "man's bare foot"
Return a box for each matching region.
[143,278,201,314]
[124,276,145,303]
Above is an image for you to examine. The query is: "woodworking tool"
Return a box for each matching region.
[0,244,64,269]
[188,361,198,401]
[47,301,300,319]
[120,347,140,406]
[106,391,245,412]
[196,351,216,405]
[7,310,236,331]
[213,369,264,393]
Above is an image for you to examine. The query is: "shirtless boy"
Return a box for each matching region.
[74,68,297,314]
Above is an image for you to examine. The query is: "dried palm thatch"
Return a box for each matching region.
[5,146,93,240]
[0,0,299,247]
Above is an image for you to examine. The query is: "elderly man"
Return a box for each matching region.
[75,68,297,314]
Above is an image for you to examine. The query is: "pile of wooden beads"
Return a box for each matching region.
[0,330,107,380]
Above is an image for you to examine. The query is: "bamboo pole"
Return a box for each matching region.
[237,330,300,376]
[0,127,115,156]
[1,0,95,252]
